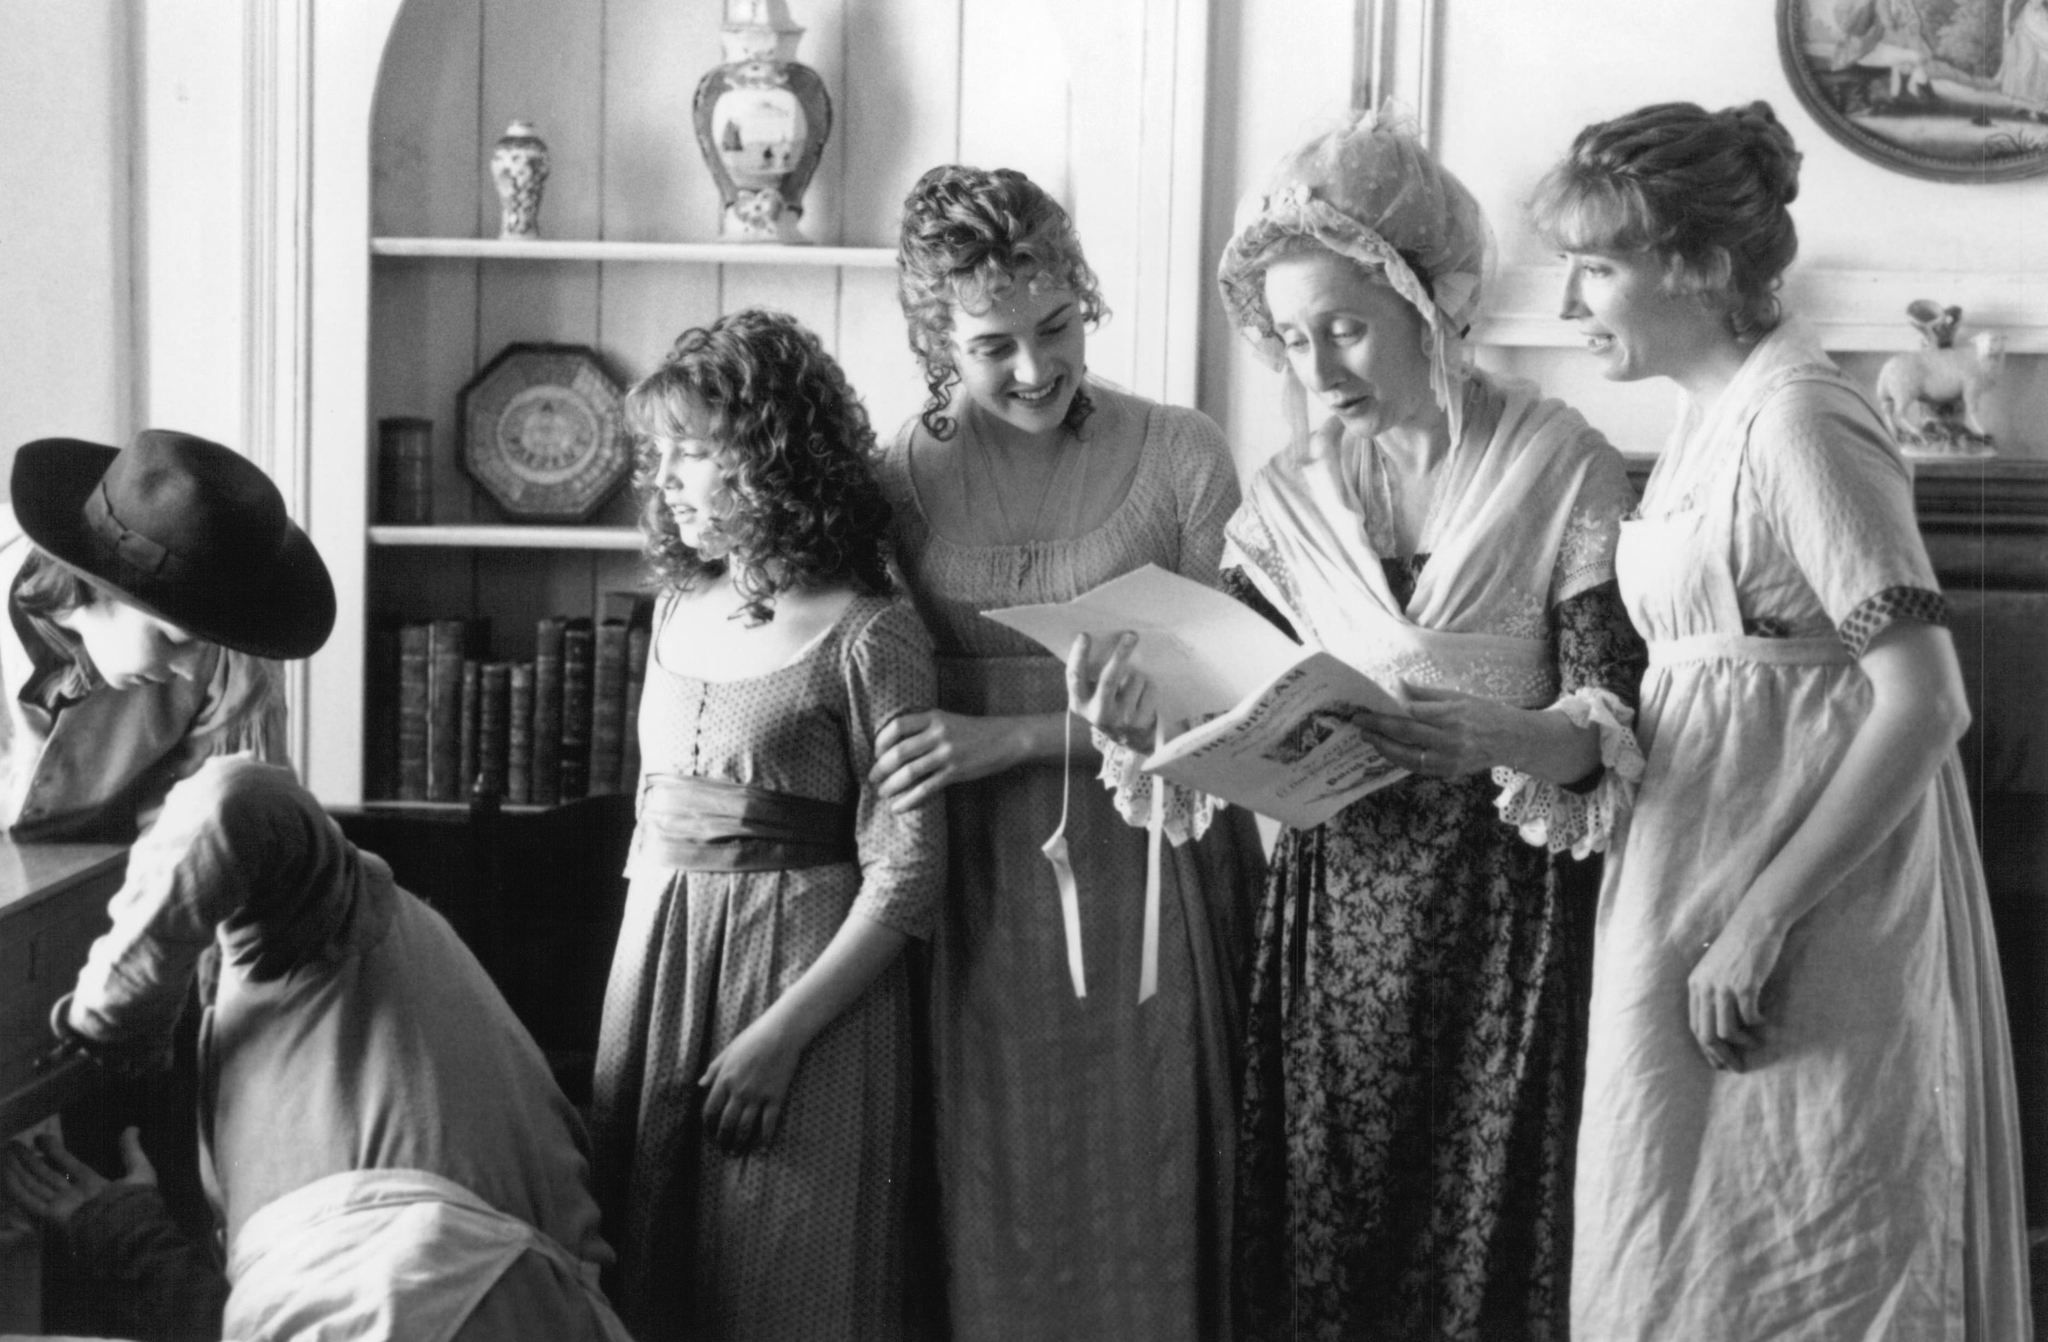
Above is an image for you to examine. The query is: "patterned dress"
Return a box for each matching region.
[878,384,1266,1342]
[590,594,943,1342]
[1574,321,2031,1340]
[1227,375,1648,1342]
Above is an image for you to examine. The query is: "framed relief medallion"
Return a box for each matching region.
[1779,0,2048,182]
[457,343,632,521]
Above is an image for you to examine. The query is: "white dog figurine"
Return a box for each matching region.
[1875,299,2005,453]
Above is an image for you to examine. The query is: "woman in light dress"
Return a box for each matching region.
[1077,109,1648,1340]
[1534,100,2032,1340]
[591,309,943,1341]
[867,164,1264,1342]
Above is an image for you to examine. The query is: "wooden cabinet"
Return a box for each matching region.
[0,842,125,1137]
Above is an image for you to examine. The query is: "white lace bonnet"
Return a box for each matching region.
[1216,106,1494,442]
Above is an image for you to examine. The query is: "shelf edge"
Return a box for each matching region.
[371,237,898,268]
[369,525,645,551]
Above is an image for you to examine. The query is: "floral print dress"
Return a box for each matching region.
[1227,373,1647,1342]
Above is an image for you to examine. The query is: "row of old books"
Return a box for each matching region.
[368,592,654,805]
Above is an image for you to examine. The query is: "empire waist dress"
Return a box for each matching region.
[591,593,944,1342]
[879,385,1265,1342]
[1572,323,2031,1341]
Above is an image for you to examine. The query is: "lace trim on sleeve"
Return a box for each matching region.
[1489,686,1645,859]
[1091,727,1224,846]
[1838,585,1948,659]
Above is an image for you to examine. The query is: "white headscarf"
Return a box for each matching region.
[1217,105,1494,444]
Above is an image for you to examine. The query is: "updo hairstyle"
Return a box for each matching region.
[1529,100,1801,342]
[896,164,1108,440]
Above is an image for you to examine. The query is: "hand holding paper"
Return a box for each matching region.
[988,565,1412,827]
[1064,630,1166,753]
[989,565,1305,724]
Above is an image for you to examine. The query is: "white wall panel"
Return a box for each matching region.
[0,3,135,468]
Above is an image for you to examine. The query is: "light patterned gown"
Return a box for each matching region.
[878,384,1265,1342]
[591,593,944,1342]
[1573,320,2032,1341]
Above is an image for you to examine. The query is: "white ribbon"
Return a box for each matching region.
[1041,710,1087,998]
[1139,718,1164,1004]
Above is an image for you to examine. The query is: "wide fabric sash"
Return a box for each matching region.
[628,773,856,875]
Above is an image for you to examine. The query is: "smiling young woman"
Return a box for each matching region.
[873,163,1265,1342]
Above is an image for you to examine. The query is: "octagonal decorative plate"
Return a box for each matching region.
[457,343,631,521]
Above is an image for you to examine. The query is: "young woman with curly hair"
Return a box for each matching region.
[590,308,946,1341]
[868,165,1264,1342]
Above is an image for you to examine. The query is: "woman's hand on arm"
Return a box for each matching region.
[1347,684,1602,785]
[1688,620,1969,1072]
[699,913,912,1153]
[867,708,1084,812]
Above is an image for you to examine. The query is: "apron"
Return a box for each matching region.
[1574,362,2024,1340]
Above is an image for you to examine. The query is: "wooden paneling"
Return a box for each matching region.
[840,0,960,244]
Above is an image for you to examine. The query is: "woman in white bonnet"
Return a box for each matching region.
[1077,107,1647,1339]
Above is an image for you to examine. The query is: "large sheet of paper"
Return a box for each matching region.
[983,564,1304,722]
[985,565,1410,827]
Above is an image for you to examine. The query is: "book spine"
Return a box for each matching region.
[531,618,565,806]
[375,417,434,525]
[478,662,511,801]
[599,587,649,629]
[587,619,629,795]
[425,619,468,801]
[621,622,651,794]
[458,658,482,800]
[507,661,535,805]
[559,618,595,802]
[396,623,431,801]
[366,623,401,800]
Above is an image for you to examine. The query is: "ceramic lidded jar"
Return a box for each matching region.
[692,0,833,243]
[489,120,551,239]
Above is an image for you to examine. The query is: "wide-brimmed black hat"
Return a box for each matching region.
[12,431,336,660]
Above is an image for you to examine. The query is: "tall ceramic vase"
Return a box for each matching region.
[490,120,551,239]
[692,0,832,244]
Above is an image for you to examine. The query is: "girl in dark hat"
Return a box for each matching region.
[0,429,335,841]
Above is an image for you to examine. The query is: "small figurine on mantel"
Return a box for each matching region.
[1875,299,2006,457]
[489,120,551,240]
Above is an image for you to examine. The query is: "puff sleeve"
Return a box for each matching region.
[840,600,945,938]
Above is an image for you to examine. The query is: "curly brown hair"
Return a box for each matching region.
[625,309,894,626]
[1529,100,1802,344]
[896,164,1108,440]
